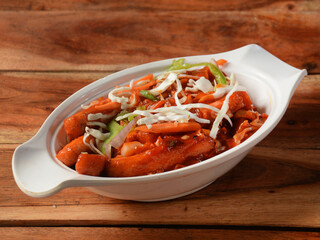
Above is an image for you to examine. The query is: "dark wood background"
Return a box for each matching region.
[0,0,319,239]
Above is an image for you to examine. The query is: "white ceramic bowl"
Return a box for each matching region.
[12,44,307,201]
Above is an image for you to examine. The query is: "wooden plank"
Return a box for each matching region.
[0,182,319,228]
[2,151,319,227]
[0,0,319,12]
[0,227,319,240]
[0,71,109,144]
[0,10,318,72]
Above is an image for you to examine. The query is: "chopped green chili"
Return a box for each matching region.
[140,90,158,101]
[167,58,227,85]
[100,120,123,155]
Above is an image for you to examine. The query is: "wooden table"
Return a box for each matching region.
[1,1,319,239]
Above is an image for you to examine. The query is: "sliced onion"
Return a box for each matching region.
[194,77,214,93]
[104,116,140,159]
[210,57,218,67]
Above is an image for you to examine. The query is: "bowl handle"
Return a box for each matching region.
[277,68,307,101]
[243,44,308,102]
[12,138,76,198]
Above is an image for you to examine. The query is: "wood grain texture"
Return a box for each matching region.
[0,72,108,144]
[0,0,319,12]
[0,227,319,240]
[0,10,319,72]
[0,72,319,228]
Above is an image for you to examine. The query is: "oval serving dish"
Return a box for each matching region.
[12,44,307,201]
